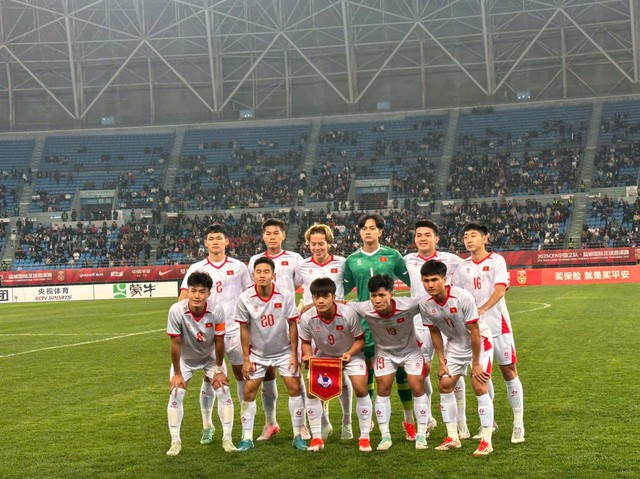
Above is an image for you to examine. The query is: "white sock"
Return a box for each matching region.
[440,392,458,441]
[423,375,433,418]
[477,393,494,444]
[506,377,524,427]
[236,379,245,405]
[413,394,429,437]
[306,397,323,438]
[487,378,495,401]
[340,374,353,426]
[215,386,234,439]
[454,376,466,426]
[167,388,186,443]
[262,379,278,426]
[289,395,305,437]
[375,395,391,437]
[356,396,372,439]
[200,382,215,429]
[240,400,256,441]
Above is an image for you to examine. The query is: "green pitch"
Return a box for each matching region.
[1,284,639,479]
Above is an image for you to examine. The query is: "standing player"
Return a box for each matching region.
[299,278,373,452]
[404,219,469,438]
[419,260,495,456]
[247,218,306,441]
[179,223,253,443]
[454,223,525,444]
[343,213,416,440]
[236,257,307,451]
[295,223,353,440]
[348,274,430,451]
[166,272,235,456]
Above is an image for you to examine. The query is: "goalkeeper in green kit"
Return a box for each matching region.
[343,213,417,440]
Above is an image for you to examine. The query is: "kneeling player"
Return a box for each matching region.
[348,274,430,451]
[166,272,235,456]
[299,278,373,452]
[419,260,495,456]
[236,257,307,451]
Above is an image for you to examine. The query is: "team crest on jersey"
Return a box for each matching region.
[315,325,321,332]
[281,261,289,266]
[205,322,213,328]
[450,307,458,313]
[274,303,282,309]
[331,268,338,273]
[483,266,490,271]
[356,259,362,265]
[431,309,436,314]
[379,257,388,262]
[226,270,234,275]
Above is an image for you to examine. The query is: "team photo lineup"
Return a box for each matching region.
[167,213,524,457]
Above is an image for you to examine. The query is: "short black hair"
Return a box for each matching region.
[253,256,275,272]
[205,223,227,236]
[187,271,213,290]
[310,277,337,297]
[367,274,394,293]
[463,222,488,236]
[414,219,439,235]
[262,218,286,232]
[420,259,447,278]
[357,213,384,230]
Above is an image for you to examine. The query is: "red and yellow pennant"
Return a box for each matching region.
[308,357,343,402]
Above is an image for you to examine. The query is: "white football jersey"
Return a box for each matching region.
[248,250,304,297]
[419,286,491,356]
[299,302,364,358]
[181,257,252,334]
[295,255,346,304]
[403,251,464,297]
[235,285,299,360]
[349,296,422,357]
[167,299,225,365]
[452,252,512,337]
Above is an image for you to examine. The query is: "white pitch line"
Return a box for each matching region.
[510,301,551,315]
[0,328,164,359]
[0,333,134,337]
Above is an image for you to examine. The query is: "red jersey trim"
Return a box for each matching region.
[465,318,479,324]
[265,250,286,260]
[354,333,365,340]
[471,252,493,265]
[300,336,311,343]
[167,333,181,337]
[310,255,334,267]
[251,284,278,303]
[235,319,248,324]
[374,299,400,319]
[206,256,229,270]
[495,282,508,288]
[426,324,437,329]
[315,305,341,325]
[186,308,209,322]
[417,252,437,261]
[432,286,456,307]
[288,316,300,322]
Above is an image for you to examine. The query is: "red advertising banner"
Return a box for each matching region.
[509,265,640,286]
[500,247,639,267]
[308,357,343,402]
[0,264,189,287]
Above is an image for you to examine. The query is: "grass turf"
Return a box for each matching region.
[0,284,638,478]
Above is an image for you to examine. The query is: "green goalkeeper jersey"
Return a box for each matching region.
[343,245,411,301]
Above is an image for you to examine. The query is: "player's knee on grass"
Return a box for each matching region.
[282,376,301,396]
[243,379,261,401]
[376,374,395,396]
[499,363,518,381]
[349,375,369,398]
[406,374,426,396]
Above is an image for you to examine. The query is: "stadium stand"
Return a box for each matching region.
[594,101,640,187]
[582,196,640,247]
[0,139,34,216]
[448,105,589,198]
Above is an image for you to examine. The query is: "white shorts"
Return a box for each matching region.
[314,353,367,377]
[170,358,227,383]
[248,353,300,379]
[224,331,243,365]
[374,349,425,377]
[493,332,518,366]
[444,335,493,377]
